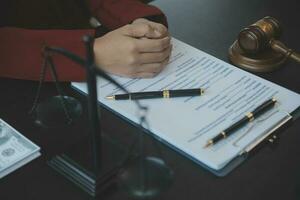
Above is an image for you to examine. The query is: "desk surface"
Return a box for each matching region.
[1,0,300,200]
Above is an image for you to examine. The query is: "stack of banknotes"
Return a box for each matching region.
[0,118,40,179]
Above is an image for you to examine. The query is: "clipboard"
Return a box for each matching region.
[72,86,300,177]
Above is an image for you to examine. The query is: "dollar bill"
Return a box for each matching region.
[0,119,40,178]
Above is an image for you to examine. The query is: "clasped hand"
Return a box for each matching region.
[93,18,172,78]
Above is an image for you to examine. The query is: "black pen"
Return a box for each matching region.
[106,88,204,100]
[204,97,277,148]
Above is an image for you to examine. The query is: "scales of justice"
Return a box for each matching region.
[30,35,174,198]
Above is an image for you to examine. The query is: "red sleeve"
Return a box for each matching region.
[0,27,93,81]
[0,0,167,82]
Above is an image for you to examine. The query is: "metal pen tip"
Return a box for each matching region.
[106,96,115,100]
[200,88,205,95]
[203,140,213,148]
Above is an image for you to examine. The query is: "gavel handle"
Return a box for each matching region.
[270,40,300,63]
[291,53,300,63]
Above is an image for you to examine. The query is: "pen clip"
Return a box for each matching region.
[238,111,292,155]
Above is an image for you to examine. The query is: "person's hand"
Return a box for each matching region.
[93,22,172,78]
[131,18,169,39]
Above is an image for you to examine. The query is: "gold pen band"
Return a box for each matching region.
[246,112,254,122]
[163,90,170,98]
[221,131,227,138]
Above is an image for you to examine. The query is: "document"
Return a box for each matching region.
[72,38,300,171]
[0,119,40,178]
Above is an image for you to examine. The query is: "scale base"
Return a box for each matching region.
[48,135,126,197]
[228,40,287,72]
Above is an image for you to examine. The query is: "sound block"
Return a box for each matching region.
[228,40,287,72]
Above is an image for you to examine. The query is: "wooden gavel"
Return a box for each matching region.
[238,16,300,63]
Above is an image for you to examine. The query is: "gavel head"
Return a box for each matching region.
[238,16,282,54]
